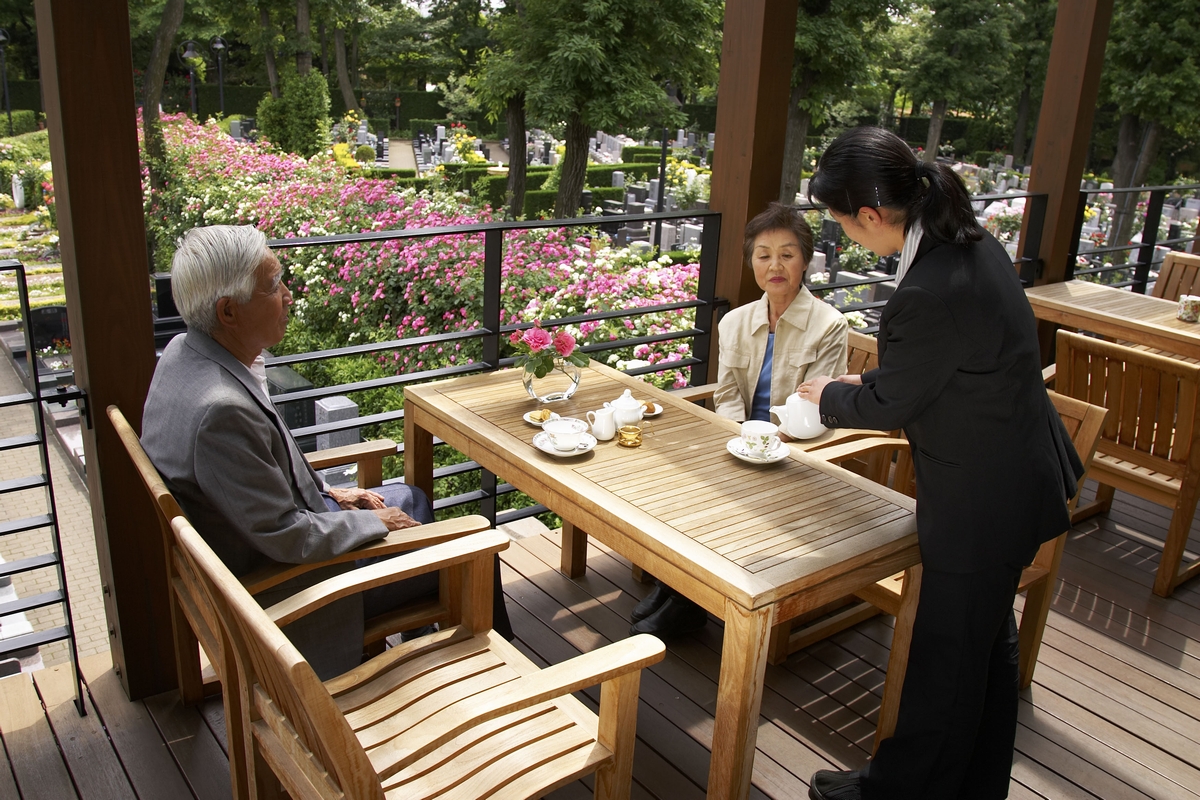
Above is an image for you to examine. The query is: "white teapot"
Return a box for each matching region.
[769,392,827,439]
[608,389,645,427]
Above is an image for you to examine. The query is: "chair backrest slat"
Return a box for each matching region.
[1055,330,1200,466]
[847,330,879,375]
[1151,252,1200,301]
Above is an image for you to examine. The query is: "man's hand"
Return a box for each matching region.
[372,507,422,531]
[328,486,386,510]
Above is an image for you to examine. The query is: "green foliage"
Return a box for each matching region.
[409,117,453,136]
[355,144,377,163]
[1104,0,1200,133]
[621,145,662,162]
[0,131,51,209]
[905,1,1016,110]
[362,167,418,180]
[256,70,331,158]
[0,110,41,138]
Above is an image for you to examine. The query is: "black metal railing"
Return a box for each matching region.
[265,209,722,524]
[1065,183,1200,292]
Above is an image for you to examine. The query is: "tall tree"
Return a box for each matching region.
[1007,0,1055,163]
[906,0,1015,162]
[295,0,313,74]
[779,0,893,204]
[1103,0,1200,257]
[476,1,531,218]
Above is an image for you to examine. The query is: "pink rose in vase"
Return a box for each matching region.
[552,329,576,358]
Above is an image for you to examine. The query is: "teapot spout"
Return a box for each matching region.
[769,406,787,425]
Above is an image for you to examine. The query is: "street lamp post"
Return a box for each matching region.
[180,40,200,117]
[0,30,11,135]
[210,37,227,117]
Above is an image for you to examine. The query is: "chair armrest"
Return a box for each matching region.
[266,530,510,628]
[795,427,892,452]
[242,514,492,596]
[305,439,396,470]
[810,436,910,464]
[670,383,716,403]
[1042,363,1056,386]
[379,634,667,775]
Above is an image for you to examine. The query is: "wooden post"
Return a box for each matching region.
[707,0,798,367]
[35,0,172,698]
[1023,0,1114,287]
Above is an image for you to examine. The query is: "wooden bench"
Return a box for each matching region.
[107,405,491,799]
[1055,330,1200,596]
[1150,251,1200,302]
[171,511,665,799]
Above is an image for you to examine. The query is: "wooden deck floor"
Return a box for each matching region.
[2,483,1198,799]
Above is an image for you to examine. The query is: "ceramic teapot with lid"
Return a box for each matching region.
[608,389,646,427]
[769,392,827,439]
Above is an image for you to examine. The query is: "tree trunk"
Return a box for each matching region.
[261,5,279,98]
[554,112,590,219]
[318,22,329,76]
[141,0,185,270]
[923,99,947,163]
[779,81,813,204]
[505,93,527,219]
[879,85,898,129]
[1012,85,1031,165]
[1110,116,1161,262]
[334,28,360,117]
[295,0,313,75]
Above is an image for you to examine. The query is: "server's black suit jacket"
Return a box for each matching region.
[820,232,1082,573]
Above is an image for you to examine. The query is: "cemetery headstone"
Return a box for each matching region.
[612,171,624,188]
[10,175,23,210]
[316,396,360,451]
[436,125,446,141]
[1004,154,1014,170]
[681,223,702,248]
[707,132,716,149]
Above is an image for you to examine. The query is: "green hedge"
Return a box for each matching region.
[331,89,446,130]
[480,163,658,211]
[683,103,717,133]
[362,167,417,179]
[621,145,662,163]
[196,84,269,118]
[0,110,40,137]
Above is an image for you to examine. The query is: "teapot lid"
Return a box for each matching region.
[611,388,640,407]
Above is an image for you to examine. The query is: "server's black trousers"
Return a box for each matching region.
[862,563,1024,800]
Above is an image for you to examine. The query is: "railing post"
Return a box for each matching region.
[480,469,497,527]
[693,213,722,386]
[482,228,502,369]
[1065,190,1088,282]
[1019,193,1048,285]
[1133,189,1165,294]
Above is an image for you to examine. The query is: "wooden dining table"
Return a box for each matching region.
[404,361,919,800]
[1025,279,1200,359]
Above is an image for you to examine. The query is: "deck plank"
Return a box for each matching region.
[142,690,233,800]
[78,655,194,799]
[33,661,133,800]
[0,670,78,799]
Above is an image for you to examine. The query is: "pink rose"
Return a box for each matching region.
[509,330,522,344]
[552,329,576,357]
[522,326,552,351]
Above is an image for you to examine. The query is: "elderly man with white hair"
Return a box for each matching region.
[142,224,510,679]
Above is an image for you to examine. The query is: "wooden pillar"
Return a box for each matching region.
[35,0,172,698]
[708,0,798,348]
[1023,0,1114,286]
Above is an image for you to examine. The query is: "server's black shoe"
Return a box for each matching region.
[631,582,674,622]
[808,769,861,800]
[629,595,708,638]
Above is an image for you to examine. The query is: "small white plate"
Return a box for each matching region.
[726,437,788,465]
[642,402,663,418]
[523,410,561,427]
[533,431,598,457]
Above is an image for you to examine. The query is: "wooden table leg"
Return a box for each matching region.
[875,564,922,752]
[707,601,773,800]
[403,407,435,502]
[561,521,587,578]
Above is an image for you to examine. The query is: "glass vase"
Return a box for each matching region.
[523,358,582,403]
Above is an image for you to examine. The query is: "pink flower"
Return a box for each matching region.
[509,330,522,345]
[522,326,552,351]
[552,329,576,357]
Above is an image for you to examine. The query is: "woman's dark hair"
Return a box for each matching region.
[742,202,815,268]
[808,126,982,245]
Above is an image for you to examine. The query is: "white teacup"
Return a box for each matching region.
[544,417,589,451]
[740,420,781,457]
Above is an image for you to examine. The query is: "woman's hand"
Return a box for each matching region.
[328,486,387,510]
[797,375,835,405]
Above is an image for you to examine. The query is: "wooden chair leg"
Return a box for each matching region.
[593,670,642,800]
[1017,578,1054,690]
[1154,482,1200,597]
[1072,483,1116,524]
[875,564,922,753]
[561,521,587,579]
[171,599,205,706]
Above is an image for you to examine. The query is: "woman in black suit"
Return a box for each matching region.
[797,127,1082,800]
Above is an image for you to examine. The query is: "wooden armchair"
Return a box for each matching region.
[171,512,665,800]
[1150,251,1200,301]
[768,390,1107,746]
[1055,330,1200,596]
[107,405,491,800]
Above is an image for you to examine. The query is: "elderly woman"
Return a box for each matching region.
[713,202,849,423]
[629,204,849,640]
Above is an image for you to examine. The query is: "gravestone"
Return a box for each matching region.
[648,179,660,200]
[29,305,68,350]
[356,122,370,145]
[687,132,696,147]
[1004,154,1014,170]
[436,125,446,141]
[631,185,649,203]
[681,223,703,248]
[603,200,624,213]
[10,175,23,210]
[580,189,593,210]
[229,119,241,139]
[676,129,686,145]
[612,171,624,188]
[707,133,716,149]
[616,226,649,246]
[316,396,360,451]
[659,222,678,248]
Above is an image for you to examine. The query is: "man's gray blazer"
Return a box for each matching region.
[143,330,388,678]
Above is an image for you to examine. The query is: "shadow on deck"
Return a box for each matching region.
[1,483,1198,799]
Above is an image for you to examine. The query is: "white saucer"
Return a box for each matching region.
[642,402,663,418]
[726,437,788,465]
[533,431,598,457]
[523,410,561,427]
